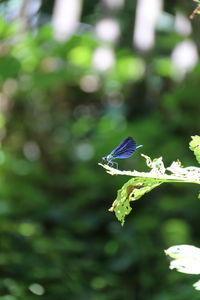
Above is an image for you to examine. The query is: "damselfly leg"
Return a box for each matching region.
[108,161,118,169]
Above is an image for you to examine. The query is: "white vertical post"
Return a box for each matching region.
[52,0,82,42]
[133,0,163,51]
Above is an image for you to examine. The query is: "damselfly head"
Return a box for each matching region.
[102,156,108,163]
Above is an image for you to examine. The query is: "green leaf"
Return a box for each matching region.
[109,176,162,226]
[189,135,200,164]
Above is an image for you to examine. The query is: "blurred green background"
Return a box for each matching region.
[0,0,200,299]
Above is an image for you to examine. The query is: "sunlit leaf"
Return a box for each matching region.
[189,135,200,164]
[165,245,200,274]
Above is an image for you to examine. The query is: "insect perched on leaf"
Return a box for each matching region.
[102,136,143,169]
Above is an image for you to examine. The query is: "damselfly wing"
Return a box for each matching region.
[110,136,137,159]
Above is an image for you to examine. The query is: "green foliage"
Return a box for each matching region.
[0,5,200,299]
[189,136,200,164]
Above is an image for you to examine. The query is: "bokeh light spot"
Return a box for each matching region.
[91,277,107,289]
[75,143,94,161]
[79,74,100,93]
[117,56,145,80]
[19,222,39,237]
[23,141,40,161]
[95,18,120,42]
[171,40,198,78]
[3,79,18,96]
[103,0,124,9]
[93,46,115,72]
[68,46,92,67]
[29,283,45,296]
